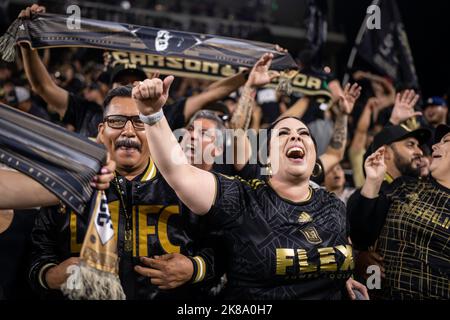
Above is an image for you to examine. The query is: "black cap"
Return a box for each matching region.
[435,124,450,143]
[110,65,147,86]
[364,125,431,164]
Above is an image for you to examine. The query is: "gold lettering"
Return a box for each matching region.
[157,205,181,253]
[185,59,202,72]
[297,249,318,273]
[220,65,237,77]
[276,248,294,275]
[147,54,166,67]
[318,247,337,271]
[335,245,354,271]
[70,211,82,253]
[166,57,184,70]
[293,74,307,87]
[137,205,159,257]
[444,217,450,229]
[108,201,120,240]
[307,77,321,90]
[111,51,130,65]
[421,209,433,222]
[70,201,120,254]
[129,53,147,66]
[202,61,219,74]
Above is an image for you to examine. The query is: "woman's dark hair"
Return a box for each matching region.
[260,116,318,165]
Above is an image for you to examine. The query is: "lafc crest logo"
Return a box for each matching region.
[298,212,312,223]
[300,226,322,244]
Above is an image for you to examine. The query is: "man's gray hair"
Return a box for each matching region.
[187,109,226,145]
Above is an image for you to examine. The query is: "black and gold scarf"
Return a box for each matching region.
[0,12,331,102]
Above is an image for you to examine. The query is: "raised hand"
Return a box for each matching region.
[132,76,174,115]
[390,89,421,125]
[90,154,116,190]
[364,147,386,183]
[338,83,362,115]
[18,3,45,19]
[246,53,280,89]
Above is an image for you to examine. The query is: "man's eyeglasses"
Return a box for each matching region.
[103,115,145,130]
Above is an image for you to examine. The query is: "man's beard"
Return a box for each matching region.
[393,149,421,178]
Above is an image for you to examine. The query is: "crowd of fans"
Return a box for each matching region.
[0,3,449,301]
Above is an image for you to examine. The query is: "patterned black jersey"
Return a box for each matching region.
[350,176,450,299]
[376,177,450,299]
[207,173,354,300]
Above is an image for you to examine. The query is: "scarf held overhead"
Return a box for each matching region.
[0,12,331,102]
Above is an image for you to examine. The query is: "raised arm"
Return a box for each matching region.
[134,77,216,215]
[350,98,378,152]
[0,169,59,209]
[182,70,248,121]
[18,5,69,118]
[280,96,310,118]
[229,53,280,171]
[348,147,389,248]
[0,159,115,210]
[320,83,361,173]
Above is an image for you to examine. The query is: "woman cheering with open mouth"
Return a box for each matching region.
[132,53,368,300]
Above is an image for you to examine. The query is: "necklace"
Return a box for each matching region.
[113,173,133,253]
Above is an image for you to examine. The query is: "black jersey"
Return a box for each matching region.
[350,176,450,299]
[207,173,353,300]
[30,160,218,300]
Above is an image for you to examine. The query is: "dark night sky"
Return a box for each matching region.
[336,0,450,98]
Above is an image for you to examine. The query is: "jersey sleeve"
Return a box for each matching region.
[207,172,246,229]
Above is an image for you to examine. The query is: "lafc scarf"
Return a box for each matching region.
[0,102,105,214]
[62,190,125,300]
[0,103,124,299]
[0,12,331,103]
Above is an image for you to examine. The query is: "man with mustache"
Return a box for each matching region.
[29,85,216,299]
[28,53,276,300]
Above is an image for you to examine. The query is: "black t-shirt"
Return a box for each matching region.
[63,94,187,137]
[206,173,353,300]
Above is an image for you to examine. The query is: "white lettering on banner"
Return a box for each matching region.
[95,192,114,245]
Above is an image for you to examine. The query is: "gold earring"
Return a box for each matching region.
[264,161,273,178]
[312,162,322,178]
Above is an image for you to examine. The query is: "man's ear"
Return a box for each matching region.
[213,145,224,158]
[97,123,105,144]
[384,145,393,161]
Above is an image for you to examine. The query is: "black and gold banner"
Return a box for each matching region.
[7,13,296,70]
[0,102,106,214]
[0,12,331,102]
[108,51,332,102]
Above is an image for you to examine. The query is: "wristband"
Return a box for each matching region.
[139,109,164,126]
